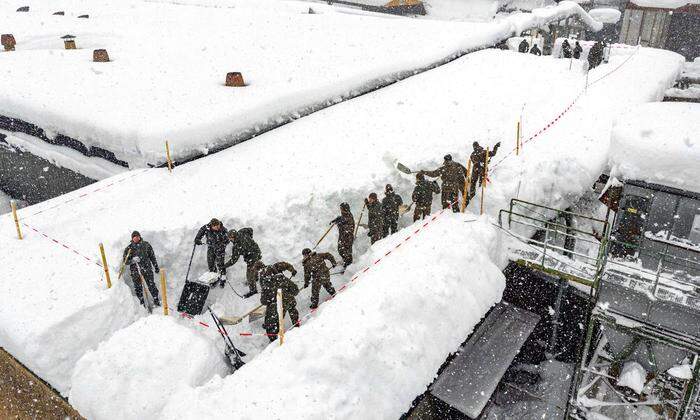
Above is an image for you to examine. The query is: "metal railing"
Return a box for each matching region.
[498,198,609,286]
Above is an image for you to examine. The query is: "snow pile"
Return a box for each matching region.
[588,8,621,24]
[156,214,505,420]
[609,102,700,193]
[69,315,229,420]
[667,364,693,380]
[617,361,647,394]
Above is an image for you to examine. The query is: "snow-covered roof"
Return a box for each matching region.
[609,103,700,194]
[0,0,605,167]
[629,0,700,9]
[589,7,622,23]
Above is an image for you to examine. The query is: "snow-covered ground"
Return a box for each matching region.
[0,0,601,167]
[0,44,682,416]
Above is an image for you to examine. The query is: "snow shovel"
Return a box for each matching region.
[135,264,155,314]
[219,304,265,326]
[353,201,366,238]
[396,162,415,174]
[209,308,246,372]
[313,224,334,250]
[398,203,413,217]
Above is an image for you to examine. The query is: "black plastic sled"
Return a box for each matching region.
[177,280,211,316]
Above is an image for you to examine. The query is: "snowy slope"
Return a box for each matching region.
[0,47,682,400]
[0,0,601,167]
[609,102,700,193]
[70,214,505,419]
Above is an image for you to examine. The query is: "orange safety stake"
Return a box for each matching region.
[160,270,169,316]
[461,159,471,212]
[10,200,22,240]
[165,141,174,172]
[99,243,112,289]
[480,148,490,216]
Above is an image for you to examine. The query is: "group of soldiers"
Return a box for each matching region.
[121,140,498,341]
[519,37,607,71]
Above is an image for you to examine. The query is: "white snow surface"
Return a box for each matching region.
[588,7,621,24]
[617,361,647,394]
[69,315,229,420]
[0,46,682,406]
[0,0,602,167]
[157,214,505,420]
[609,102,700,193]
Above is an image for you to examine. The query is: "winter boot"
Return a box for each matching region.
[243,289,258,298]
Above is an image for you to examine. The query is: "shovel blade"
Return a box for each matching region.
[396,162,413,174]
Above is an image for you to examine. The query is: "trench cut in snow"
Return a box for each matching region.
[152,214,506,420]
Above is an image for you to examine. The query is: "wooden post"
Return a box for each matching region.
[480,148,490,216]
[461,159,471,212]
[99,243,112,289]
[160,270,169,316]
[10,200,22,240]
[516,120,521,156]
[277,289,285,346]
[165,141,173,173]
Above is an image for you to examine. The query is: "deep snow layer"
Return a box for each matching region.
[156,215,505,420]
[609,102,700,194]
[69,316,229,420]
[0,47,683,399]
[0,0,601,167]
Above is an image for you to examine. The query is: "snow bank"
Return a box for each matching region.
[158,214,505,420]
[609,102,700,193]
[69,315,229,420]
[0,0,604,167]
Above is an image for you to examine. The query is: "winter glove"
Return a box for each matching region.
[364,198,369,205]
[304,282,309,289]
[155,268,160,273]
[132,256,141,263]
[331,262,337,268]
[195,240,203,246]
[291,270,298,277]
[495,141,501,147]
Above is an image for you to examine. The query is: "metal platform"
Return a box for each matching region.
[430,302,540,418]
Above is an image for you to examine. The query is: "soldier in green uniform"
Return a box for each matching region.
[423,154,468,212]
[302,248,337,309]
[253,260,299,342]
[123,231,161,307]
[412,172,440,221]
[225,228,262,297]
[365,193,384,244]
